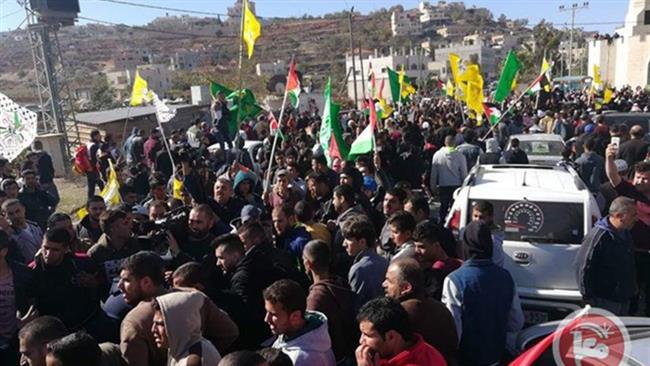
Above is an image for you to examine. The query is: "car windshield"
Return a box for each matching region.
[518,141,564,156]
[468,200,584,244]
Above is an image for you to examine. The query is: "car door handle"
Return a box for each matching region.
[513,251,530,265]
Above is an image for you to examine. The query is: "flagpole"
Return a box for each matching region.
[156,118,177,174]
[120,106,132,156]
[480,81,535,142]
[264,56,293,193]
[233,0,247,150]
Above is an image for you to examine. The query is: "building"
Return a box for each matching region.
[588,0,650,87]
[391,9,423,36]
[106,70,132,101]
[67,104,208,147]
[434,41,499,80]
[345,48,430,104]
[136,64,172,97]
[418,1,451,26]
[113,47,153,71]
[169,49,201,71]
[256,60,287,77]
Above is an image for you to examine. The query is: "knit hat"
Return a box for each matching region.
[463,220,493,260]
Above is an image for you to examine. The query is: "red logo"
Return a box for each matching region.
[552,307,630,366]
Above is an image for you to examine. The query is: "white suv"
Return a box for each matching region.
[445,164,601,324]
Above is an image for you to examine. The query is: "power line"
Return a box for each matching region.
[0,7,23,20]
[96,0,229,17]
[77,15,237,38]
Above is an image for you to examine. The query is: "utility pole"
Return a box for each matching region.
[559,2,589,78]
[348,7,358,107]
[358,42,366,101]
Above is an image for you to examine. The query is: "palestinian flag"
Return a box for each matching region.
[350,99,378,156]
[286,59,301,108]
[483,103,502,126]
[526,73,551,95]
[268,111,286,141]
[319,78,349,165]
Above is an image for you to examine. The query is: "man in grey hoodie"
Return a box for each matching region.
[263,279,336,366]
[430,135,468,222]
[152,291,221,366]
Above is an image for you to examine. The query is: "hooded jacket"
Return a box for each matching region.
[430,147,468,189]
[478,138,502,165]
[156,292,221,366]
[575,217,636,302]
[269,310,336,366]
[307,277,358,361]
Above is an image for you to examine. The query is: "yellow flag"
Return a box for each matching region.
[603,88,613,104]
[378,98,393,118]
[446,79,455,97]
[541,57,550,75]
[398,65,415,98]
[75,161,121,220]
[459,64,483,102]
[593,65,602,85]
[173,176,184,200]
[130,71,150,106]
[101,161,122,208]
[511,74,517,91]
[448,53,461,86]
[466,80,484,115]
[242,0,261,59]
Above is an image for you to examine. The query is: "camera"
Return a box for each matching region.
[137,206,190,254]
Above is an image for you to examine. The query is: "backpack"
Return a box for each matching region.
[73,144,93,174]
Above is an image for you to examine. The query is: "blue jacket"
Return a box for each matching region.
[575,217,636,302]
[349,248,389,312]
[443,259,520,366]
[574,151,606,193]
[276,226,312,269]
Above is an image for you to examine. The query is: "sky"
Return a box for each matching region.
[0,0,629,34]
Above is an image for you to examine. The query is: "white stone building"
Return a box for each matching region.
[587,0,650,87]
[169,49,201,71]
[345,49,430,103]
[136,64,172,97]
[391,9,423,36]
[256,60,287,77]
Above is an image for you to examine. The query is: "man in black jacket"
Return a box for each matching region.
[501,138,529,164]
[28,228,114,342]
[17,170,57,230]
[575,196,638,315]
[217,221,303,348]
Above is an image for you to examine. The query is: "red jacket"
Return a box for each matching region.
[380,334,447,366]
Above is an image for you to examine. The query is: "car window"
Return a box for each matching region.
[468,200,584,244]
[519,141,564,156]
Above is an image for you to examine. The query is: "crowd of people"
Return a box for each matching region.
[0,82,648,366]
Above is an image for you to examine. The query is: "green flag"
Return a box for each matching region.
[210,82,262,138]
[226,89,262,138]
[494,50,522,103]
[319,77,349,165]
[387,67,401,103]
[210,81,234,99]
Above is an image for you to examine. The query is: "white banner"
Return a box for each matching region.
[0,92,38,162]
[151,92,176,123]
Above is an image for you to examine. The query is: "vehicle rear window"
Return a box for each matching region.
[519,141,564,156]
[468,200,584,244]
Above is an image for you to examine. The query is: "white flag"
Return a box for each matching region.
[151,92,176,123]
[0,92,38,162]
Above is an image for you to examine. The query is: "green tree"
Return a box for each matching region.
[88,77,118,111]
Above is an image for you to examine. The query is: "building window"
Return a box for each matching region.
[644,10,650,25]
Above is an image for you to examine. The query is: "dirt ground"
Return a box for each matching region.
[55,176,90,214]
